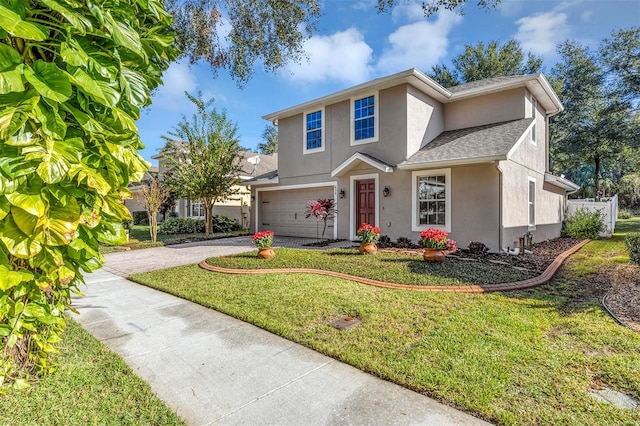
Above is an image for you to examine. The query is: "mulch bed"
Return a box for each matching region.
[605,264,640,332]
[302,239,348,247]
[381,237,583,275]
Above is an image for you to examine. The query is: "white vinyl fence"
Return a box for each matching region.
[567,195,618,237]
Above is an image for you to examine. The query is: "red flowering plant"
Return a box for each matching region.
[356,223,381,244]
[305,198,338,240]
[419,227,457,251]
[252,230,274,249]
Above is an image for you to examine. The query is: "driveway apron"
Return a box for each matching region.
[74,237,490,425]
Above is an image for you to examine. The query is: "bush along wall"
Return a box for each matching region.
[626,233,640,265]
[562,208,605,239]
[0,1,176,390]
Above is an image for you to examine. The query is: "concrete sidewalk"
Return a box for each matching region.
[75,268,491,426]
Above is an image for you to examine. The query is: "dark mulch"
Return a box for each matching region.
[302,239,348,247]
[381,237,583,276]
[605,264,640,332]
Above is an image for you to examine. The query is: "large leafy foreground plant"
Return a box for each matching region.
[0,0,176,390]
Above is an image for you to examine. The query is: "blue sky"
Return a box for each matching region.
[137,0,640,164]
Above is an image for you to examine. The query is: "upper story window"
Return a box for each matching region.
[530,97,537,144]
[351,93,378,145]
[304,109,324,154]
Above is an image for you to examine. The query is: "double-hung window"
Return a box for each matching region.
[530,97,537,144]
[411,169,451,232]
[528,177,536,228]
[304,109,324,153]
[351,93,378,145]
[190,200,204,218]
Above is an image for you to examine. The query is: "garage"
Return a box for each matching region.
[258,186,335,238]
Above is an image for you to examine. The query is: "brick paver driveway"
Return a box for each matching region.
[103,236,356,277]
[103,236,256,277]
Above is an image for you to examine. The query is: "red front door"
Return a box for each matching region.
[356,179,375,227]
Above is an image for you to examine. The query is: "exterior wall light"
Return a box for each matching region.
[383,186,390,197]
[339,189,346,199]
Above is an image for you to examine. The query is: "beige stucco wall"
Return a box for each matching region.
[444,88,526,131]
[333,163,500,250]
[406,86,444,155]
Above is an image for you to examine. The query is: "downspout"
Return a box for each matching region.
[494,161,503,252]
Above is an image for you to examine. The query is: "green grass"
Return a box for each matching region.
[0,318,184,426]
[208,247,533,286]
[100,225,248,253]
[130,217,640,425]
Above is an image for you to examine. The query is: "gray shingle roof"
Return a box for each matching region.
[242,169,278,184]
[238,152,278,177]
[400,118,533,167]
[447,75,535,93]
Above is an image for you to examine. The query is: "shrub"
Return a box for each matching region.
[618,209,633,219]
[132,211,149,226]
[159,217,206,234]
[377,235,392,248]
[396,237,416,248]
[562,208,605,239]
[468,241,489,257]
[211,215,241,233]
[626,233,640,265]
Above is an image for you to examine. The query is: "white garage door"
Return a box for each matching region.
[259,187,335,238]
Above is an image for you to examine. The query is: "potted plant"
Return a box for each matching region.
[419,228,457,262]
[253,230,275,259]
[356,223,380,254]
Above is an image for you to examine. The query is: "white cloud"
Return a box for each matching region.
[153,62,198,111]
[283,28,374,84]
[514,11,569,59]
[376,11,462,75]
[391,2,426,23]
[580,10,593,23]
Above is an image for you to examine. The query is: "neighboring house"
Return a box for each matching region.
[124,166,158,216]
[245,68,578,251]
[151,149,278,227]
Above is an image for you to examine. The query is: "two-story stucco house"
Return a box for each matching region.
[246,69,578,252]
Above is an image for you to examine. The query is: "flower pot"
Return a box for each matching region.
[257,247,275,259]
[423,248,445,262]
[359,242,378,254]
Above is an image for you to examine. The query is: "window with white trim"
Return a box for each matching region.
[412,169,451,232]
[190,200,204,218]
[528,178,536,227]
[351,93,378,145]
[304,109,324,153]
[530,97,537,144]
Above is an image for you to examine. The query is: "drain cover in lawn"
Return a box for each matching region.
[330,316,362,330]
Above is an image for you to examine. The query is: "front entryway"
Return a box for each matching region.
[356,179,375,226]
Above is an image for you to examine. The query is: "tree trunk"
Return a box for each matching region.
[148,212,157,243]
[203,198,214,235]
[594,156,601,201]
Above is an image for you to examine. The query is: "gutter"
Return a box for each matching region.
[397,155,506,171]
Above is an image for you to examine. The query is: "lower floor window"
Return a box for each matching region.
[418,175,446,226]
[412,168,451,232]
[190,201,204,217]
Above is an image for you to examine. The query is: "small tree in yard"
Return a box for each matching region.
[141,177,172,243]
[161,93,243,235]
[305,199,337,240]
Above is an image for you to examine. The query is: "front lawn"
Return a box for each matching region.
[208,247,534,285]
[0,318,183,425]
[131,219,640,425]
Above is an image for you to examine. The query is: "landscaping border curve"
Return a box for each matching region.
[198,239,590,293]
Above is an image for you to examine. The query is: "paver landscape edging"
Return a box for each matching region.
[198,239,590,293]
